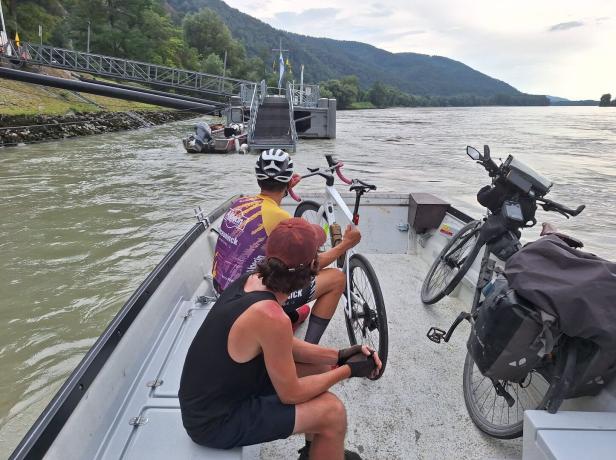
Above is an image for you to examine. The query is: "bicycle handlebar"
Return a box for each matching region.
[287,156,356,202]
[335,162,353,185]
[288,187,302,202]
[538,197,585,218]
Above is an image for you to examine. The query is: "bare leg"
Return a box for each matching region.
[311,268,346,319]
[293,392,347,460]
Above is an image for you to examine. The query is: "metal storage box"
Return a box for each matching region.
[408,193,450,233]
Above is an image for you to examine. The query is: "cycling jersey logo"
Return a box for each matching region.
[224,209,245,229]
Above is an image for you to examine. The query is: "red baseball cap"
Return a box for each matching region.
[266,218,327,270]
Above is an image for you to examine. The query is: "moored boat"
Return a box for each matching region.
[182,122,247,154]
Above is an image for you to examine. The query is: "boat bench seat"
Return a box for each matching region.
[121,404,258,460]
[99,296,259,459]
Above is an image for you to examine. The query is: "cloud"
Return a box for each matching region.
[549,21,584,32]
[370,3,392,17]
[273,8,340,25]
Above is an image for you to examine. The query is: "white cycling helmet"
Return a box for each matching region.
[255,149,294,183]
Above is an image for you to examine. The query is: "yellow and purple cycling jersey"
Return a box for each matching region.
[212,194,291,291]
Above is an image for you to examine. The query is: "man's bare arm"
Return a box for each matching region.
[291,337,338,365]
[257,303,350,404]
[318,225,361,267]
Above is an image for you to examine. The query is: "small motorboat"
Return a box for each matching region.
[182,122,247,154]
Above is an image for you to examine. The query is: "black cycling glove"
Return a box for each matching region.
[337,345,364,366]
[346,352,377,378]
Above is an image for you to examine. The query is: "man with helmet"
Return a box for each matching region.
[212,149,361,345]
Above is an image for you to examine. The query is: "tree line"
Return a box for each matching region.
[599,94,616,107]
[0,0,277,83]
[320,76,549,109]
[2,1,550,108]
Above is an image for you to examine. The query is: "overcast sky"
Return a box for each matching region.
[225,0,615,100]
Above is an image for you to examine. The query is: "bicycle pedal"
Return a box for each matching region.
[427,327,447,344]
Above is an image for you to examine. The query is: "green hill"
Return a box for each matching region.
[166,0,527,98]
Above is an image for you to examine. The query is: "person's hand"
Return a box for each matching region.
[342,225,361,249]
[288,173,301,189]
[337,344,363,365]
[540,222,558,236]
[346,346,382,379]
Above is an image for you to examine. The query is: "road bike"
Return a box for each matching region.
[423,145,585,438]
[289,155,388,378]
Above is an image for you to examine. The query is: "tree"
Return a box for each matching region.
[201,52,224,75]
[600,94,612,107]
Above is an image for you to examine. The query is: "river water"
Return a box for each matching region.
[1,107,615,455]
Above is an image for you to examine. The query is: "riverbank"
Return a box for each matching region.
[0,110,199,146]
[0,74,204,146]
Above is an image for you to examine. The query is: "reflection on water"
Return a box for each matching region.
[1,107,615,454]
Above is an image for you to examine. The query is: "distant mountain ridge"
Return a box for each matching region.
[166,0,531,98]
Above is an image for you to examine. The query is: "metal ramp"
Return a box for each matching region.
[0,40,256,100]
[247,83,298,152]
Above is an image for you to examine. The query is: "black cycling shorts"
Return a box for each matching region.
[283,275,317,311]
[189,389,295,449]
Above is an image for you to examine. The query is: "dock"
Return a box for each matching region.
[1,40,337,153]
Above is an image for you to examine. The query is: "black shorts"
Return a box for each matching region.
[190,390,295,449]
[283,275,317,311]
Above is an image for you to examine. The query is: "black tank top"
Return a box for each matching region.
[179,273,277,438]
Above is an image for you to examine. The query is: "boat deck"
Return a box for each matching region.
[263,252,521,460]
[84,253,521,460]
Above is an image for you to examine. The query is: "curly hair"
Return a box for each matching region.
[256,257,318,294]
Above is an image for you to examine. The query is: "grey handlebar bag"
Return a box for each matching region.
[505,234,616,395]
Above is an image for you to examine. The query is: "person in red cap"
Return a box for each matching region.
[180,218,381,460]
[211,149,361,344]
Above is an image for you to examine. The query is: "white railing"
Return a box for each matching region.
[248,79,265,144]
[289,82,320,107]
[0,40,257,98]
[286,83,298,143]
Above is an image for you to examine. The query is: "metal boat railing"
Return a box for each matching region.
[247,80,264,144]
[289,82,320,107]
[286,83,298,143]
[0,40,257,98]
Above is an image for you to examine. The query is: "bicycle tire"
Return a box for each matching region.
[462,352,551,439]
[294,200,332,251]
[345,253,388,379]
[421,220,482,305]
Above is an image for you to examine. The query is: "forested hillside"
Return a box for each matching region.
[0,0,548,107]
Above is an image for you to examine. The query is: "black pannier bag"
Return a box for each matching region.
[467,276,557,381]
[505,235,616,397]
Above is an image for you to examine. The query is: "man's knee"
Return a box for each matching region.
[320,268,345,294]
[320,392,347,433]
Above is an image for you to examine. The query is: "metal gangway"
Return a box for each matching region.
[0,40,257,100]
[246,81,299,152]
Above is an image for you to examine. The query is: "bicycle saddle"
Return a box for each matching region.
[350,179,377,192]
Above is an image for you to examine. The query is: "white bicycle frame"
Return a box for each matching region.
[311,183,360,321]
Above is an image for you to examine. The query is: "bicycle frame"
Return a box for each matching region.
[312,183,358,321]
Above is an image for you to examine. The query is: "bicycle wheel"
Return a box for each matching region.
[345,253,388,379]
[294,200,331,251]
[421,220,482,305]
[462,352,550,439]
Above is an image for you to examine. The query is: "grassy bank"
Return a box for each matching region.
[0,77,157,116]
